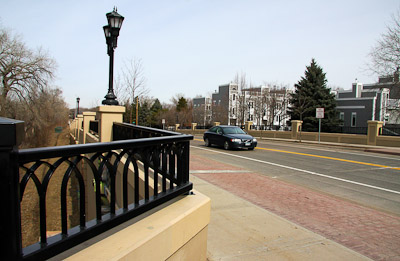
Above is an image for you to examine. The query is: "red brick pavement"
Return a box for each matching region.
[191,154,400,261]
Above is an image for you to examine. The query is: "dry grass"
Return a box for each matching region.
[20,128,79,247]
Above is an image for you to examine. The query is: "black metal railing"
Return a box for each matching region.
[381,127,400,136]
[329,126,368,135]
[89,120,99,135]
[113,122,183,139]
[0,118,193,260]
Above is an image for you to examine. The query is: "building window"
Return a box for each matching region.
[232,108,235,115]
[233,94,235,101]
[339,112,344,126]
[351,112,356,127]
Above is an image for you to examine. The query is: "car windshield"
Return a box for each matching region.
[223,127,246,134]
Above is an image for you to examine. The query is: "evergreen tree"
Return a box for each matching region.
[289,59,340,132]
[149,99,163,127]
[176,97,188,112]
[138,100,151,126]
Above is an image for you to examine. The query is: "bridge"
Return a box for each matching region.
[2,106,400,260]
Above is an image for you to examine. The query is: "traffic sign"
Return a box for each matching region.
[316,108,324,119]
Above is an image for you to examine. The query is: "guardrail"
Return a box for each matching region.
[89,120,98,135]
[0,118,193,260]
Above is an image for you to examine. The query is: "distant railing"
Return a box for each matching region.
[381,127,400,136]
[1,118,193,260]
[330,126,368,135]
[113,122,181,139]
[193,125,213,130]
[89,120,98,135]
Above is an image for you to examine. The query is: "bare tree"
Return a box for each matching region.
[192,104,205,126]
[113,74,128,104]
[121,58,148,123]
[233,72,248,125]
[368,10,400,123]
[368,10,400,77]
[0,26,56,115]
[5,86,69,148]
[171,94,193,127]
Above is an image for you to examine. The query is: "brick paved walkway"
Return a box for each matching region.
[191,154,400,261]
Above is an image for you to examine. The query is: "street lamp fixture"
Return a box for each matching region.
[102,7,124,106]
[76,97,80,117]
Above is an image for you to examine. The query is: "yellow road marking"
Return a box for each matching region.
[255,147,400,170]
[193,138,400,170]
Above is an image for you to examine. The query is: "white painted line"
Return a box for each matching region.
[191,146,400,195]
[190,170,250,174]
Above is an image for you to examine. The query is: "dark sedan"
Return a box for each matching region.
[203,125,257,150]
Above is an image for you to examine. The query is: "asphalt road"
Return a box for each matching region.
[190,135,400,216]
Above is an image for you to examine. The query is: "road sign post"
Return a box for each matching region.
[316,108,324,143]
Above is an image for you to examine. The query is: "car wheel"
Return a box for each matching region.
[223,141,230,150]
[248,147,254,150]
[205,138,211,147]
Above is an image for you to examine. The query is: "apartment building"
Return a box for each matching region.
[211,83,239,125]
[336,82,389,128]
[206,83,291,128]
[193,97,212,126]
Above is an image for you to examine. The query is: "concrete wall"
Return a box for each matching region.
[377,136,400,147]
[65,191,210,261]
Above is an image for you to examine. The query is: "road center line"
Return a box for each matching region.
[255,147,400,170]
[191,145,400,195]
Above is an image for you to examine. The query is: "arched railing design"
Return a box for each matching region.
[2,121,192,260]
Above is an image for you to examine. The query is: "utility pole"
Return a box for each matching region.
[136,96,139,125]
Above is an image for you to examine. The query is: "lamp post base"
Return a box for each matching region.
[102,92,119,105]
[102,99,119,105]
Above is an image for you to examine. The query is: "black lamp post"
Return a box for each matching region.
[102,7,124,105]
[76,97,80,117]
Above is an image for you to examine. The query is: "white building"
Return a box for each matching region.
[206,83,291,129]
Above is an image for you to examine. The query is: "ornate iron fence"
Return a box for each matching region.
[0,118,193,260]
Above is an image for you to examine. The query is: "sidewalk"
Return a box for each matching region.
[191,175,370,260]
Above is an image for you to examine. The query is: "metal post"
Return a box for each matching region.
[318,118,321,143]
[0,117,24,260]
[102,48,118,105]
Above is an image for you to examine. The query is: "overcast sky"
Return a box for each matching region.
[1,0,399,108]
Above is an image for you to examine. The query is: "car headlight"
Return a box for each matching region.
[253,138,257,142]
[231,139,241,143]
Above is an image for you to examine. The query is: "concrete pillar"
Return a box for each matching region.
[245,121,253,132]
[291,120,302,139]
[175,124,180,130]
[82,111,96,144]
[76,115,83,143]
[96,105,126,142]
[367,120,383,146]
[0,117,24,259]
[73,118,79,139]
[70,119,76,137]
[191,123,197,130]
[214,122,220,126]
